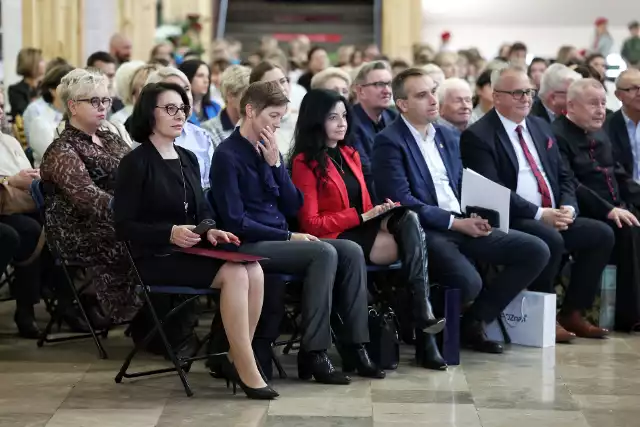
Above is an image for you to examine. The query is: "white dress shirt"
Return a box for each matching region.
[402,116,461,228]
[496,111,556,220]
[27,102,63,167]
[174,122,216,189]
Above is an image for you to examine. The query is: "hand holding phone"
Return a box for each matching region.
[192,219,217,236]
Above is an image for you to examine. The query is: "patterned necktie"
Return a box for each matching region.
[515,125,552,208]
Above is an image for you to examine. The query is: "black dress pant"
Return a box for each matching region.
[426,228,550,323]
[0,214,42,306]
[241,239,369,351]
[605,208,640,330]
[511,217,615,312]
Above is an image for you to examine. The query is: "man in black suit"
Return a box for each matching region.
[606,68,640,180]
[530,63,582,123]
[554,78,640,331]
[461,66,615,342]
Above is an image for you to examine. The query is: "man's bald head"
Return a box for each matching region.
[566,78,607,131]
[615,68,640,113]
[109,33,132,64]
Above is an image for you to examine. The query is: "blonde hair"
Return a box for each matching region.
[129,64,162,102]
[421,64,445,86]
[311,67,352,90]
[114,60,145,104]
[16,48,43,78]
[57,68,109,115]
[145,67,189,86]
[220,65,251,100]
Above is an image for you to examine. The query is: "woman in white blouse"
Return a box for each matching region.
[26,64,73,167]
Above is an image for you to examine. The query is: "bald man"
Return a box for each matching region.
[554,78,640,331]
[606,69,640,180]
[462,66,614,342]
[109,33,132,65]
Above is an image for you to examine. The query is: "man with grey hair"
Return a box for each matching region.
[554,77,640,332]
[352,60,397,199]
[607,68,640,179]
[462,65,615,342]
[437,77,474,136]
[530,63,582,123]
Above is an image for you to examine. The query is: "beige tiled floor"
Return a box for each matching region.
[1,305,640,427]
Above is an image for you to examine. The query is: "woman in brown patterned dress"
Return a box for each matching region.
[40,68,139,323]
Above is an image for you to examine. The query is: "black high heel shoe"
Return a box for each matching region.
[415,329,447,371]
[340,344,386,379]
[220,357,279,400]
[298,350,351,385]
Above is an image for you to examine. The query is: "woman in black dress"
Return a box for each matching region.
[290,89,446,370]
[114,82,277,400]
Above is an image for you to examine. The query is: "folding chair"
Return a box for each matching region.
[114,243,226,397]
[31,180,109,359]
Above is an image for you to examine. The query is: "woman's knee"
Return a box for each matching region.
[216,262,250,291]
[370,231,398,265]
[245,262,264,285]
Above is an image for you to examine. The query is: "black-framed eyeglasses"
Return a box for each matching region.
[77,97,112,109]
[617,85,640,95]
[494,89,537,100]
[156,104,191,117]
[362,81,392,89]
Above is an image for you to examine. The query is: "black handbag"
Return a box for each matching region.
[365,305,400,370]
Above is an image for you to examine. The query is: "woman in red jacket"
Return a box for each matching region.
[290,89,446,370]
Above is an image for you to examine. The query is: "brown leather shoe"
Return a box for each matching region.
[555,322,576,343]
[558,311,609,339]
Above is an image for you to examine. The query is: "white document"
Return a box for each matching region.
[461,168,511,233]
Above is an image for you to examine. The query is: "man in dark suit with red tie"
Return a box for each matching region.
[461,66,615,342]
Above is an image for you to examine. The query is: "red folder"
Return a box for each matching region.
[178,247,267,263]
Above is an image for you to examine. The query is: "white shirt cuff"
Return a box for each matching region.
[447,215,455,229]
[534,207,543,221]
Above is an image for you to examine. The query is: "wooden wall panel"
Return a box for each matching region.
[22,0,84,66]
[381,0,423,62]
[116,0,157,62]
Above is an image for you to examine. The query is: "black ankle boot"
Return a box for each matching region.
[388,210,446,333]
[298,350,351,385]
[415,329,447,371]
[341,344,386,379]
[14,304,40,339]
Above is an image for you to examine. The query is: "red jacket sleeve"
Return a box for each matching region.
[291,155,362,237]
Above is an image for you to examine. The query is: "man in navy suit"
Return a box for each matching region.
[461,65,614,342]
[351,61,398,200]
[372,68,550,354]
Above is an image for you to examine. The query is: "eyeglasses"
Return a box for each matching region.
[362,81,392,89]
[494,89,537,100]
[617,85,640,95]
[77,97,112,109]
[156,104,191,117]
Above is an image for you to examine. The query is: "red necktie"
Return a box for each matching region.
[515,125,552,208]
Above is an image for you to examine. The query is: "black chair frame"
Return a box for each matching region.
[114,244,227,397]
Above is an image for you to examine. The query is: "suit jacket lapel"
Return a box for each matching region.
[398,121,438,201]
[434,129,459,198]
[616,113,633,160]
[489,110,519,172]
[526,117,554,179]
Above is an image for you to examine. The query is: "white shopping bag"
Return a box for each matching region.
[485,291,556,348]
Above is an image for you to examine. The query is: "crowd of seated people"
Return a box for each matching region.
[3,26,640,404]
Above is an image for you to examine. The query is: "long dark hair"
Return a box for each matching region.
[289,89,354,181]
[129,82,190,143]
[178,59,214,106]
